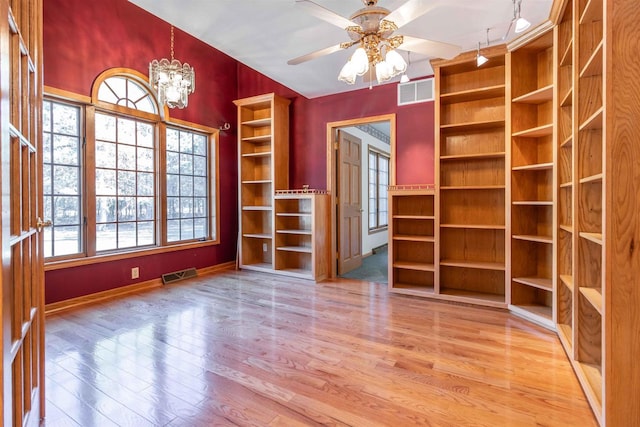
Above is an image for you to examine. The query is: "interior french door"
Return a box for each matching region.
[1,0,45,426]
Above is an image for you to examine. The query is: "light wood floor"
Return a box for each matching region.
[44,270,597,426]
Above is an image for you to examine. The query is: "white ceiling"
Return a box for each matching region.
[129,0,553,99]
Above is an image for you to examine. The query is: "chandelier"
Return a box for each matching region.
[337,9,407,85]
[149,25,195,109]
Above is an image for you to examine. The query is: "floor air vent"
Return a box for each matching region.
[162,267,197,284]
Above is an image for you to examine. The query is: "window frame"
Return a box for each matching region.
[368,147,390,233]
[43,70,220,270]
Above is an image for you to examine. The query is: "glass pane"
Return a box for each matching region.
[378,211,388,227]
[118,197,136,221]
[193,156,207,176]
[137,197,154,221]
[137,221,155,246]
[96,197,117,223]
[167,175,179,197]
[53,166,79,195]
[43,101,51,132]
[137,122,154,147]
[180,219,194,240]
[54,196,79,225]
[369,198,376,211]
[106,77,126,100]
[44,196,52,223]
[53,135,80,165]
[379,157,389,172]
[193,177,207,197]
[44,227,52,258]
[117,222,136,249]
[53,226,80,256]
[43,165,52,194]
[43,134,51,163]
[96,141,116,168]
[193,135,207,155]
[97,82,118,105]
[52,103,79,135]
[96,168,116,195]
[137,172,154,197]
[193,198,207,217]
[117,117,136,145]
[180,153,193,175]
[137,97,155,114]
[95,113,116,142]
[137,147,154,172]
[180,176,193,197]
[167,219,180,242]
[180,132,193,153]
[369,213,376,229]
[128,79,145,104]
[167,197,180,219]
[118,144,136,170]
[117,171,136,195]
[166,152,180,174]
[96,223,117,251]
[180,198,193,218]
[166,128,179,152]
[194,218,207,239]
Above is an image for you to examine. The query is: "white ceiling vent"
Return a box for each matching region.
[397,77,434,106]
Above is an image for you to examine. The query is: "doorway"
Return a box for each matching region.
[326,114,396,281]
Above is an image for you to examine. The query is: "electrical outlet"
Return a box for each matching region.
[131,267,139,279]
[263,243,268,252]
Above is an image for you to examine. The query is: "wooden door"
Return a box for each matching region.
[1,0,45,426]
[337,130,362,275]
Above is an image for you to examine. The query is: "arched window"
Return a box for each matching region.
[43,69,218,261]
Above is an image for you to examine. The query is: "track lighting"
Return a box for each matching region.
[514,0,531,34]
[476,29,490,67]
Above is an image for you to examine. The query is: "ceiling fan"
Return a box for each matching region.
[288,0,462,85]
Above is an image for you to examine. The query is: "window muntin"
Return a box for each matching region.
[97,76,157,114]
[42,100,83,257]
[368,150,389,231]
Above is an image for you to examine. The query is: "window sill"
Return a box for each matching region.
[368,226,388,235]
[44,239,219,271]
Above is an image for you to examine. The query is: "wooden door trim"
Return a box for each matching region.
[326,113,396,279]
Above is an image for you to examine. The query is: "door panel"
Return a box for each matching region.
[337,130,362,275]
[2,0,45,425]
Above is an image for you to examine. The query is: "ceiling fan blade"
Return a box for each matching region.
[399,35,462,60]
[295,0,359,30]
[384,0,439,29]
[287,43,348,65]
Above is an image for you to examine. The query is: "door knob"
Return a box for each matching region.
[36,217,52,232]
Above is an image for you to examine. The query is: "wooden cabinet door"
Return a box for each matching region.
[337,130,362,275]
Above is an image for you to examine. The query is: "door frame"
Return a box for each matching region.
[326,113,396,279]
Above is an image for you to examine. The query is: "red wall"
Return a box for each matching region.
[43,0,435,304]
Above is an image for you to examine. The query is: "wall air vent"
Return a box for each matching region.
[162,267,197,284]
[397,77,434,106]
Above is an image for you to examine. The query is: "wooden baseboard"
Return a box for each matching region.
[45,261,236,315]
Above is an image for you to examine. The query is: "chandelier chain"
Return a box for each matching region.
[170,25,175,61]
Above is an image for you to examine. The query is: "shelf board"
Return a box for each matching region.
[440,259,505,271]
[557,323,573,350]
[559,224,574,233]
[242,151,271,158]
[440,224,506,230]
[512,200,553,206]
[560,88,573,107]
[438,288,506,306]
[240,262,273,272]
[440,151,505,161]
[439,84,505,104]
[579,232,603,245]
[513,276,553,292]
[512,234,553,244]
[560,40,573,67]
[243,233,272,239]
[440,119,505,133]
[579,173,603,184]
[242,206,273,211]
[276,229,312,235]
[560,135,573,148]
[579,107,603,131]
[274,267,312,279]
[393,261,435,272]
[510,304,553,323]
[579,0,603,25]
[389,284,435,297]
[580,287,603,315]
[512,162,554,171]
[578,362,603,409]
[440,185,505,191]
[580,40,603,78]
[242,179,272,184]
[512,84,553,104]
[241,118,271,127]
[393,215,435,220]
[560,181,573,188]
[393,234,435,243]
[512,123,553,138]
[241,134,272,143]
[276,212,312,217]
[276,246,312,253]
[560,274,574,292]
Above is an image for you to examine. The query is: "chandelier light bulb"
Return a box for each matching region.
[351,47,370,76]
[384,49,407,75]
[338,60,357,84]
[375,60,393,84]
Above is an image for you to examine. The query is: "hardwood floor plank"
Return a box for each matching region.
[44,270,596,426]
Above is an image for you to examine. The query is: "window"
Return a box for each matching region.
[44,71,218,262]
[368,149,389,231]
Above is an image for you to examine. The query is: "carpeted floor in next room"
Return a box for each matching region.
[340,246,388,284]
